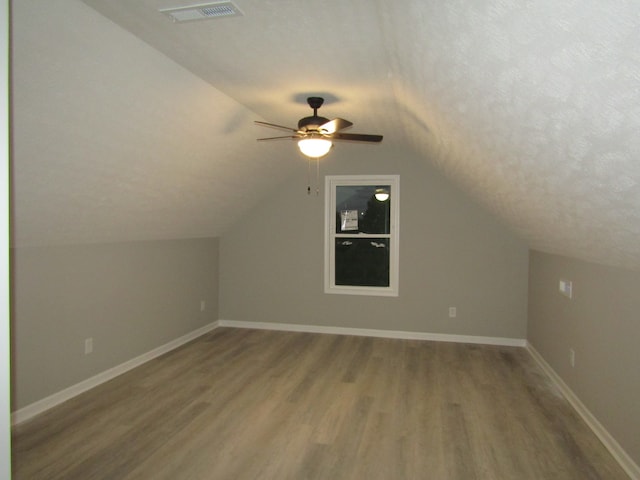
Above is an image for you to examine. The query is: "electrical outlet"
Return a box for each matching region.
[85,337,93,355]
[448,307,457,318]
[200,300,206,312]
[569,348,575,368]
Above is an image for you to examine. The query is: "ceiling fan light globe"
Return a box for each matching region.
[298,138,332,158]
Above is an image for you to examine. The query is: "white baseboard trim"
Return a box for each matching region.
[526,343,640,480]
[218,319,527,347]
[12,321,219,425]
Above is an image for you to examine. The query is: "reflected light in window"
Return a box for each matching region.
[374,188,390,201]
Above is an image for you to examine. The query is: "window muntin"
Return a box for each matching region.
[325,175,399,296]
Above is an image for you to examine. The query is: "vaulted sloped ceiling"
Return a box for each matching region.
[12,0,640,270]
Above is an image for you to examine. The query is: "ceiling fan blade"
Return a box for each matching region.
[257,135,300,141]
[331,132,383,142]
[254,120,298,133]
[320,118,353,134]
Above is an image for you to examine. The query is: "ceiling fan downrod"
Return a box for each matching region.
[307,96,324,116]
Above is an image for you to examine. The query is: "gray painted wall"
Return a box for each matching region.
[220,146,529,339]
[528,250,640,466]
[11,237,219,409]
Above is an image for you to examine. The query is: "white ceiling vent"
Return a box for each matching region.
[160,2,243,23]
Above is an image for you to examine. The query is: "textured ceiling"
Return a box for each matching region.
[12,0,640,270]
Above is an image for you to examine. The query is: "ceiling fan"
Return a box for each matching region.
[255,97,383,158]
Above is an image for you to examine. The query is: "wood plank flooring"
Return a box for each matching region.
[12,328,630,479]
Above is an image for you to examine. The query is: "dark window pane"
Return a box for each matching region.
[335,238,390,287]
[335,185,391,234]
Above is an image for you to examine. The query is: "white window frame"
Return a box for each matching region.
[324,175,400,296]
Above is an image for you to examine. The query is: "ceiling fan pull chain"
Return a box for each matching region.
[316,157,320,195]
[307,156,311,195]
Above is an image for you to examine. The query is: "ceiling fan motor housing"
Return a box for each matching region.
[298,115,330,132]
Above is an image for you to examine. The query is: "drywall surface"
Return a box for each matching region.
[11,237,219,409]
[12,0,292,247]
[528,250,640,467]
[220,146,528,339]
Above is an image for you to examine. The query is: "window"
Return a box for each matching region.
[325,175,399,296]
